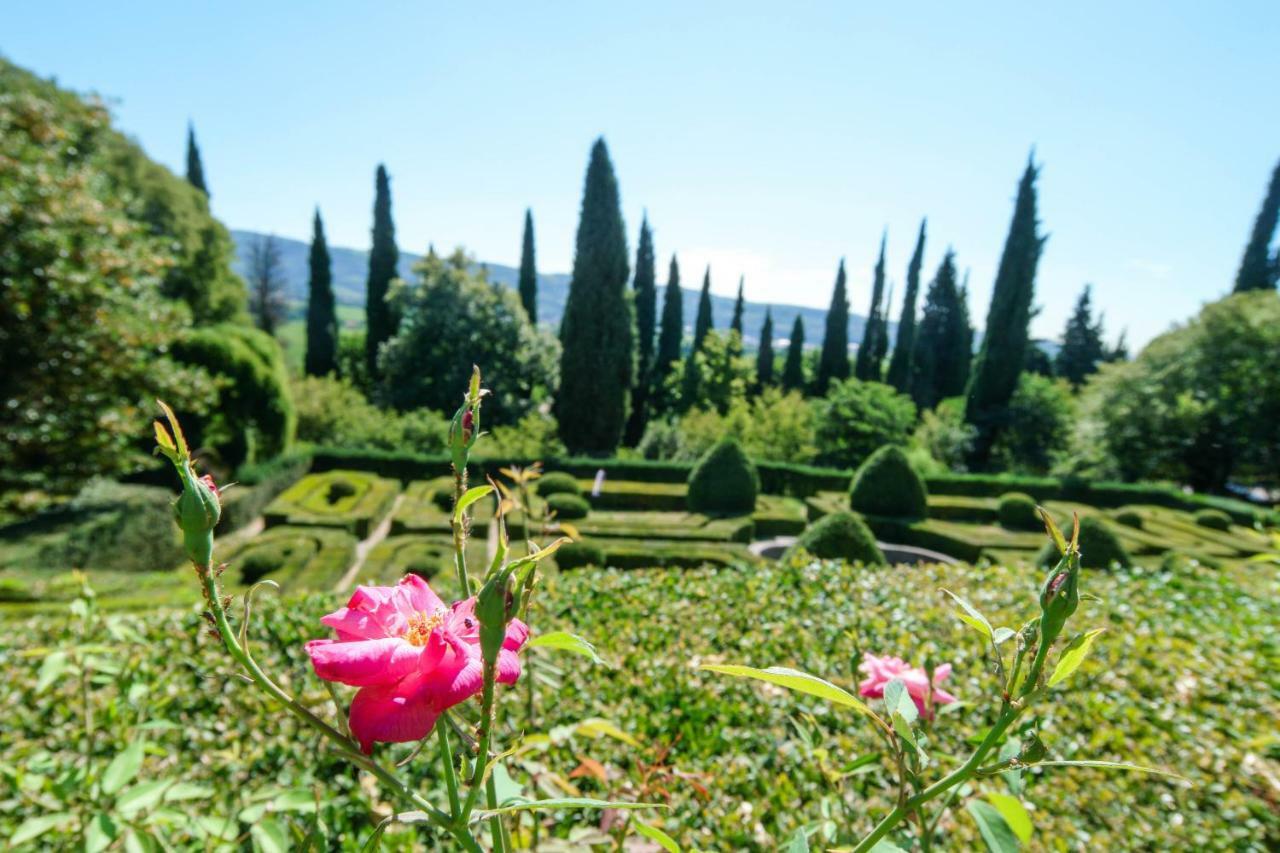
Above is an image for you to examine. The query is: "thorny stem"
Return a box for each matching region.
[438,725,462,820]
[452,466,473,598]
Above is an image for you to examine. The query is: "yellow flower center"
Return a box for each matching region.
[404,610,444,647]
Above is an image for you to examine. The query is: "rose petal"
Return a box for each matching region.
[398,573,445,615]
[306,637,424,686]
[348,676,442,754]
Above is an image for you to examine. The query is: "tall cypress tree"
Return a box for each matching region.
[814,260,849,394]
[624,216,657,445]
[887,219,926,392]
[1234,158,1280,292]
[305,209,338,377]
[755,308,775,389]
[872,281,893,368]
[965,156,1046,467]
[911,250,970,410]
[557,138,633,455]
[854,235,888,381]
[654,254,684,396]
[730,277,745,336]
[365,164,400,379]
[518,208,538,321]
[693,268,714,351]
[1055,284,1107,387]
[782,315,807,392]
[185,123,208,197]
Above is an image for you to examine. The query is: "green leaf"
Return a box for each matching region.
[36,651,68,693]
[453,485,494,522]
[786,827,810,852]
[116,780,170,816]
[635,820,682,853]
[1047,628,1105,688]
[574,718,643,749]
[1023,760,1186,779]
[472,797,662,819]
[869,842,908,852]
[163,782,215,801]
[701,665,882,724]
[272,788,317,812]
[85,813,119,853]
[992,627,1016,645]
[941,589,993,639]
[527,631,605,664]
[985,792,1033,842]
[101,740,146,795]
[251,817,290,853]
[883,678,918,725]
[10,813,72,846]
[967,800,1020,852]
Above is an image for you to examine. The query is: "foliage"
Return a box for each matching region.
[693,267,714,352]
[246,233,287,335]
[912,397,977,472]
[1113,507,1145,529]
[221,525,356,590]
[687,438,759,515]
[989,373,1074,475]
[626,217,659,445]
[653,255,684,413]
[185,123,208,195]
[264,470,398,537]
[730,278,746,335]
[365,164,400,380]
[849,445,928,519]
[1056,285,1108,387]
[814,379,917,469]
[553,540,606,569]
[854,238,888,382]
[485,410,566,459]
[679,331,754,415]
[887,219,927,392]
[814,260,850,394]
[781,316,807,392]
[1233,157,1280,292]
[1193,509,1232,531]
[558,138,634,454]
[304,209,338,376]
[537,472,583,497]
[1078,290,1280,490]
[911,250,971,410]
[380,248,559,424]
[966,157,1045,467]
[547,493,591,520]
[518,208,538,322]
[644,389,817,465]
[291,374,448,452]
[755,308,776,389]
[788,511,885,565]
[996,492,1040,529]
[1037,516,1130,569]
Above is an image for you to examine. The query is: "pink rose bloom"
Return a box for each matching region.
[858,653,957,719]
[306,574,528,753]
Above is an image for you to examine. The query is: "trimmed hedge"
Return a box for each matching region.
[586,481,687,512]
[218,453,312,534]
[547,493,590,520]
[1114,507,1145,529]
[570,511,754,543]
[263,470,398,538]
[220,525,356,593]
[849,446,928,519]
[788,512,885,565]
[997,492,1040,530]
[537,472,582,497]
[555,541,606,570]
[1194,509,1232,531]
[1037,516,1131,569]
[752,496,809,537]
[687,439,760,515]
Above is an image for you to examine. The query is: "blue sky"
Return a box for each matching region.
[7,1,1278,346]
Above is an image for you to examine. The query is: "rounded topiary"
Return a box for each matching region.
[1037,516,1130,570]
[555,541,606,570]
[546,492,590,520]
[787,511,886,565]
[1193,509,1232,531]
[687,437,759,515]
[537,472,582,497]
[996,492,1040,530]
[1113,507,1144,529]
[848,445,927,519]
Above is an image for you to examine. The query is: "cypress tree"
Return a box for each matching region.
[1234,158,1280,292]
[624,216,657,445]
[304,209,338,377]
[365,164,400,379]
[557,138,633,455]
[814,260,850,394]
[872,280,893,368]
[887,219,926,392]
[756,308,775,389]
[693,267,714,351]
[730,277,746,336]
[518,208,538,321]
[654,254,684,391]
[678,349,702,412]
[1055,284,1107,387]
[911,250,971,409]
[965,156,1046,466]
[185,123,208,197]
[782,315,807,392]
[854,235,888,381]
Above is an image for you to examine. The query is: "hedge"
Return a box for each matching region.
[788,512,885,565]
[687,439,759,515]
[996,492,1040,530]
[547,493,590,520]
[569,511,755,543]
[752,496,810,538]
[218,453,312,534]
[218,525,356,593]
[584,480,688,512]
[1037,516,1131,570]
[263,470,398,538]
[553,538,757,571]
[537,472,583,497]
[849,446,928,519]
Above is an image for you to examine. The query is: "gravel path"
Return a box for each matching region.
[334,494,403,592]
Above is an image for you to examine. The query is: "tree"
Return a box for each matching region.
[557,138,633,454]
[678,331,753,415]
[380,249,559,425]
[186,122,208,196]
[653,254,685,410]
[694,267,714,352]
[813,378,917,468]
[731,277,745,336]
[624,216,658,445]
[1233,158,1280,292]
[887,219,926,392]
[912,251,972,410]
[756,308,775,389]
[518,208,538,321]
[247,233,286,335]
[990,373,1074,474]
[305,209,338,377]
[782,316,807,392]
[855,235,889,381]
[965,156,1046,467]
[814,260,850,394]
[1056,285,1107,387]
[365,164,400,380]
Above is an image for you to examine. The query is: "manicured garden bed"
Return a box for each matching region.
[263,470,398,537]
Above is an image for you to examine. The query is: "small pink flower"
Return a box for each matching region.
[858,653,957,719]
[306,575,528,753]
[198,474,220,500]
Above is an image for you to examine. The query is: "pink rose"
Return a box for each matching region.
[858,653,957,719]
[306,574,528,753]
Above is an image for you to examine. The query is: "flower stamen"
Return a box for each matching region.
[404,610,444,646]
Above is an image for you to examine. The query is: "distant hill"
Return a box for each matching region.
[231,230,885,350]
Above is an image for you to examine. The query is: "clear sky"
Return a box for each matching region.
[6,1,1278,347]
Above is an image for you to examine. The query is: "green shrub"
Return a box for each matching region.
[263,470,398,538]
[220,526,356,592]
[537,472,582,497]
[1194,509,1232,531]
[813,379,917,469]
[555,541,606,570]
[0,577,35,602]
[996,492,1040,530]
[849,446,927,519]
[788,512,885,565]
[1037,516,1130,569]
[1114,507,1145,529]
[546,493,590,520]
[687,438,760,515]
